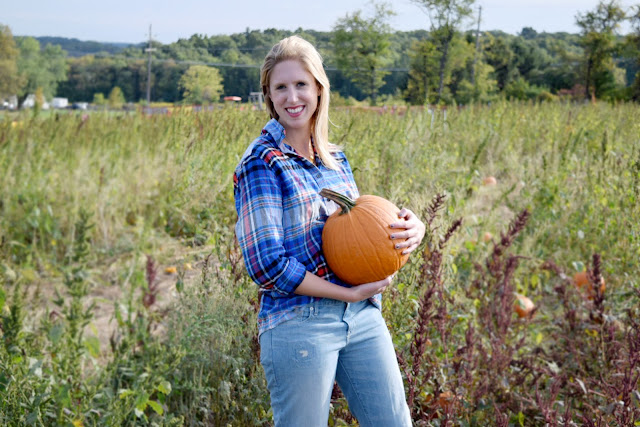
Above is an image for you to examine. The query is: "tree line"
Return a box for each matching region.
[1,0,639,107]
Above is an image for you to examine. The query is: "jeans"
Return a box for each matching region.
[259,298,411,426]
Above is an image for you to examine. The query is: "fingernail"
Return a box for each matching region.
[390,234,395,239]
[395,244,400,249]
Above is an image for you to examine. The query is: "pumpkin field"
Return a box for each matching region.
[1,101,639,425]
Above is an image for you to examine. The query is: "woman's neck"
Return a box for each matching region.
[284,127,313,159]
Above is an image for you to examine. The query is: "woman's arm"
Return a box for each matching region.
[294,271,393,303]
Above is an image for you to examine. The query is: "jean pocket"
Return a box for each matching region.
[292,303,315,323]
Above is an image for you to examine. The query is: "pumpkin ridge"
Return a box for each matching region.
[356,203,396,278]
[349,208,384,283]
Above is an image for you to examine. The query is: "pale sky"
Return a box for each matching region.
[3,0,637,45]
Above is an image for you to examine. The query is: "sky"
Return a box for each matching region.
[3,0,637,45]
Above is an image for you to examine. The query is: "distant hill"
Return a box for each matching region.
[28,36,138,57]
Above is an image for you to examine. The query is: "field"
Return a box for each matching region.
[1,102,639,425]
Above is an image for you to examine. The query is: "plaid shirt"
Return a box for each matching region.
[233,119,381,335]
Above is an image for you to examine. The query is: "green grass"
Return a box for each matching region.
[1,101,639,425]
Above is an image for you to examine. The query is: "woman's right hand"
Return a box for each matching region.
[348,274,395,302]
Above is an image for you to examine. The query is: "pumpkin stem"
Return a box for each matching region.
[319,188,356,214]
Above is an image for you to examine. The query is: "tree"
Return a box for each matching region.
[108,86,125,109]
[92,92,105,107]
[0,25,22,98]
[333,1,396,105]
[16,37,67,100]
[405,38,438,104]
[576,0,626,100]
[179,65,223,104]
[627,5,640,101]
[410,0,475,103]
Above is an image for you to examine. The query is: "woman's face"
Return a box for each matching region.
[268,59,320,134]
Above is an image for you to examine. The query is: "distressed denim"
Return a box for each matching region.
[259,298,411,426]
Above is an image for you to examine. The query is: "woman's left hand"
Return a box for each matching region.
[389,208,426,255]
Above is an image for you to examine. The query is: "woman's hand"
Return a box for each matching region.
[389,208,426,255]
[348,274,394,302]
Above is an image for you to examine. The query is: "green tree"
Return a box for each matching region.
[0,24,23,98]
[410,0,475,103]
[179,65,223,104]
[456,61,497,103]
[16,37,67,100]
[576,0,626,100]
[627,5,640,101]
[108,86,125,109]
[92,92,105,106]
[333,1,396,105]
[405,38,438,104]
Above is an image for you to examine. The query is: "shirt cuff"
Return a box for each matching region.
[270,257,308,296]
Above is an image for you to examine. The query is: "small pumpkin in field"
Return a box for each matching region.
[573,271,605,299]
[482,176,497,186]
[320,188,409,285]
[514,293,535,318]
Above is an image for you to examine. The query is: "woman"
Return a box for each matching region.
[233,35,425,426]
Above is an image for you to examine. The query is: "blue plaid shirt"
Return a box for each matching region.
[233,119,381,335]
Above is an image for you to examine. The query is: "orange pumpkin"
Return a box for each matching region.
[482,176,497,186]
[320,188,409,285]
[573,271,605,299]
[514,293,535,318]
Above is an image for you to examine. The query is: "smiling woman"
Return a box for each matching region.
[232,35,425,426]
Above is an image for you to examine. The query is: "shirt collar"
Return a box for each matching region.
[262,118,298,157]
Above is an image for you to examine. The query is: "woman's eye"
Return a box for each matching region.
[297,82,306,87]
[276,85,285,90]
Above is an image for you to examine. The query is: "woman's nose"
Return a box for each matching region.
[286,88,298,102]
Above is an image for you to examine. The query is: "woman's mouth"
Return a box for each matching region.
[285,106,305,116]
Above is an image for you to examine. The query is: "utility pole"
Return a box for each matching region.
[471,5,482,87]
[145,24,156,109]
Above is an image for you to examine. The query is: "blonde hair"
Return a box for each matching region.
[261,35,339,170]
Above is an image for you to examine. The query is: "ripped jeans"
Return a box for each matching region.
[259,298,411,426]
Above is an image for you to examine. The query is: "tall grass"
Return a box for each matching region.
[1,101,639,425]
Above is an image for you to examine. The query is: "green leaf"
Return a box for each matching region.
[136,400,148,412]
[517,411,525,427]
[157,380,172,395]
[118,389,134,399]
[135,391,150,409]
[535,332,543,345]
[0,287,5,309]
[49,323,64,345]
[530,274,539,288]
[84,335,101,358]
[147,400,164,415]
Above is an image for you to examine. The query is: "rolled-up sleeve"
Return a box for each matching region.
[234,155,307,295]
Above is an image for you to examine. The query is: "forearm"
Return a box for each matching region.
[294,271,389,303]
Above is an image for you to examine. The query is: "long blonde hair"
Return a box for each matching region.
[261,35,339,170]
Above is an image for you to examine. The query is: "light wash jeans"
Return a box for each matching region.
[259,298,411,426]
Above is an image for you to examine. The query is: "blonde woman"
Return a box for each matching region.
[233,35,424,426]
